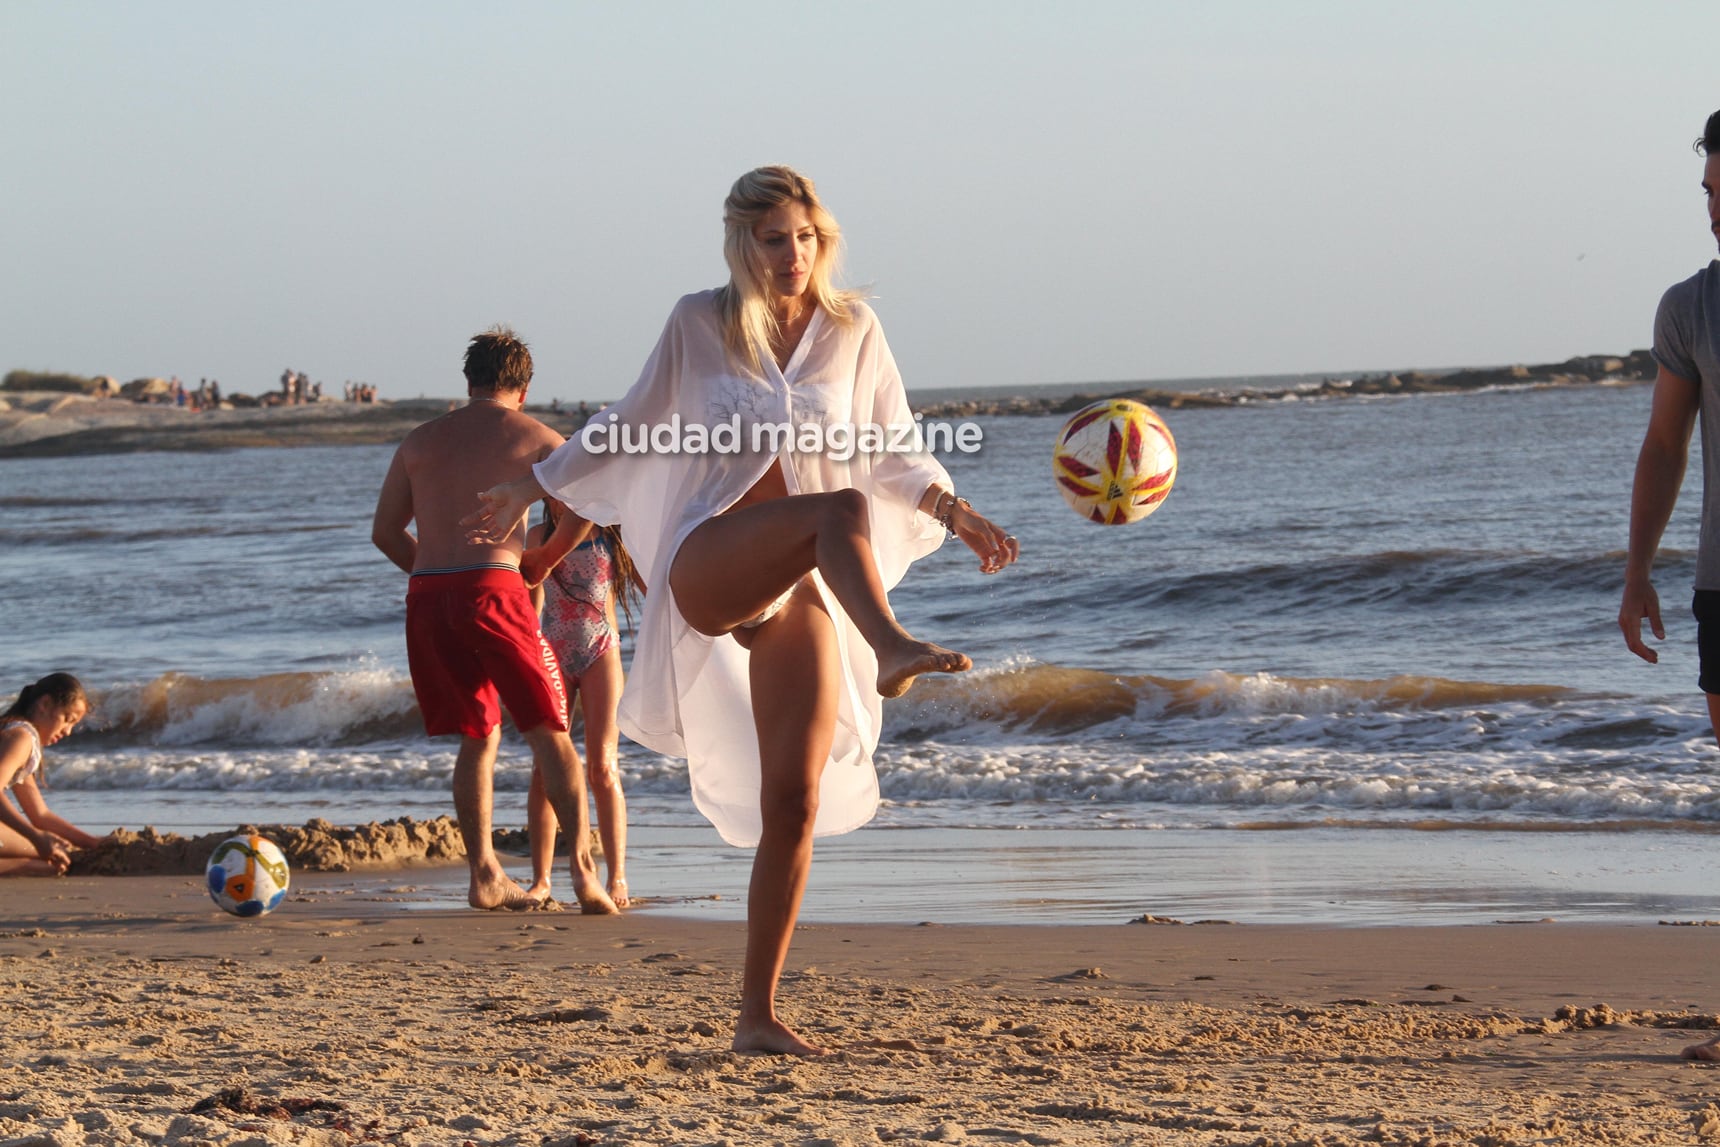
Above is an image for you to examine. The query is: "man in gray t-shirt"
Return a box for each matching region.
[1619,110,1720,1060]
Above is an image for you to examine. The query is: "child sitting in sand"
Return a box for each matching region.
[0,673,112,876]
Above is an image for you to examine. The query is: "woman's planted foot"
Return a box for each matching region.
[732,1015,830,1057]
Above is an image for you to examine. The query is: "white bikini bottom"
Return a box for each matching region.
[738,585,797,629]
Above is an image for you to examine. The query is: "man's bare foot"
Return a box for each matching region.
[732,1017,830,1056]
[876,639,971,699]
[608,875,630,909]
[1682,1036,1720,1061]
[569,863,621,915]
[468,863,533,911]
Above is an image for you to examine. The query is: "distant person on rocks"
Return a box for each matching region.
[1619,108,1720,1061]
[0,673,114,877]
[371,325,617,914]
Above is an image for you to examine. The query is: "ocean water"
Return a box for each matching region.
[6,375,1720,925]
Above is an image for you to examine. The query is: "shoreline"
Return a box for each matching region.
[48,814,1720,930]
[0,350,1655,457]
[7,873,1720,1143]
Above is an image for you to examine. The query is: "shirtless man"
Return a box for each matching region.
[372,325,618,914]
[1618,109,1720,1058]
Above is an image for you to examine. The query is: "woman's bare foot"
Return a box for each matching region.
[876,639,971,699]
[732,1016,830,1056]
[1682,1036,1720,1060]
[523,877,552,903]
[608,875,630,909]
[468,862,533,911]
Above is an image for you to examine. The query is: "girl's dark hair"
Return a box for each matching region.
[1697,109,1720,156]
[3,672,86,720]
[541,501,640,630]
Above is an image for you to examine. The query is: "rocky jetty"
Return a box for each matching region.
[913,350,1658,419]
[0,350,1660,456]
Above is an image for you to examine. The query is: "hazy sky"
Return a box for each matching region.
[5,1,1719,403]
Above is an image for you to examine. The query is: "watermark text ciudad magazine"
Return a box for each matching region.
[579,413,984,460]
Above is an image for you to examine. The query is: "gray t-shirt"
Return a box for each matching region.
[1653,260,1720,589]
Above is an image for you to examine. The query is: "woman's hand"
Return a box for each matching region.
[462,477,541,546]
[950,502,1020,575]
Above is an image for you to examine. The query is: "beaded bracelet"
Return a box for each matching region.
[933,492,971,538]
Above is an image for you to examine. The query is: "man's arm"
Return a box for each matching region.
[1621,365,1701,662]
[371,447,418,575]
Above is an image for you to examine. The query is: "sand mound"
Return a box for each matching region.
[67,815,471,876]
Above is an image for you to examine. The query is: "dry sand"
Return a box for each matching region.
[8,871,1720,1146]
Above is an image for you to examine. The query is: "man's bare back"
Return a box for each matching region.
[371,327,618,918]
[373,402,565,574]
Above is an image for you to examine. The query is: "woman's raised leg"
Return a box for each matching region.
[730,583,840,1055]
[670,489,969,697]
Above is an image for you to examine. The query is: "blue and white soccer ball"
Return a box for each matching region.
[206,833,291,917]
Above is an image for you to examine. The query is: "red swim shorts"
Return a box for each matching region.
[405,567,569,739]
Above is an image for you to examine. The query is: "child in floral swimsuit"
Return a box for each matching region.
[541,529,620,681]
[526,502,637,907]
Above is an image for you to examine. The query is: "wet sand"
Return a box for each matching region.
[7,870,1720,1144]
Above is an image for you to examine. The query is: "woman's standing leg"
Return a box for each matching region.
[578,647,629,906]
[730,583,840,1056]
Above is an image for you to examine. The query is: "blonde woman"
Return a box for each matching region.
[468,166,1019,1054]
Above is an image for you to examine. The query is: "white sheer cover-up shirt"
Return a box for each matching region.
[533,290,950,846]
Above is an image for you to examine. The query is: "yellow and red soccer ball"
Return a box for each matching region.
[1052,399,1178,525]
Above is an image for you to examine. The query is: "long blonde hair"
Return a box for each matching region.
[714,166,862,377]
